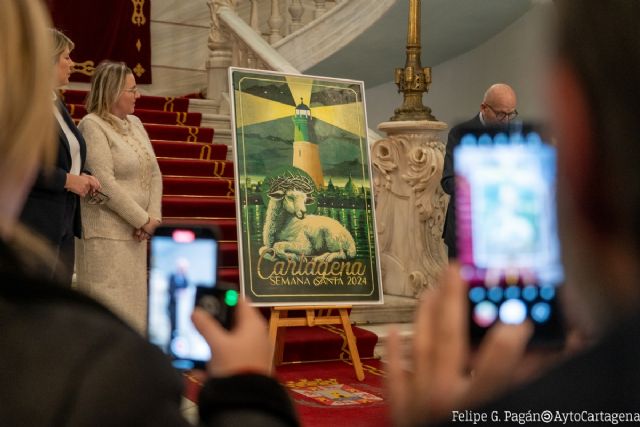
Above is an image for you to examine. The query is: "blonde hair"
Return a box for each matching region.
[85,61,132,121]
[50,28,74,63]
[0,0,56,175]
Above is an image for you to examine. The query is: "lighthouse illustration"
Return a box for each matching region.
[292,98,324,189]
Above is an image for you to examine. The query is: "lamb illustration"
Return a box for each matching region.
[259,169,357,262]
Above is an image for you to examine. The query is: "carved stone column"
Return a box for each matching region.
[268,0,284,43]
[372,120,449,297]
[206,0,235,113]
[288,0,304,33]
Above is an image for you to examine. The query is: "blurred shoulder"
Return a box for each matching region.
[78,113,107,132]
[127,114,144,128]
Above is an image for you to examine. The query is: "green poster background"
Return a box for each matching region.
[230,68,382,305]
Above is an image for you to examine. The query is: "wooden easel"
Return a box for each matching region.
[268,305,365,381]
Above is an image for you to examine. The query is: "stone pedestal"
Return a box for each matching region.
[371,120,449,298]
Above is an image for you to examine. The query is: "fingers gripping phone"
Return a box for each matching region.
[453,125,565,346]
[148,225,238,369]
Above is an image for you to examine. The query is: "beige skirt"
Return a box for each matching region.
[75,237,148,335]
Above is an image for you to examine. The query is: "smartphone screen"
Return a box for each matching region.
[148,226,219,369]
[453,126,565,345]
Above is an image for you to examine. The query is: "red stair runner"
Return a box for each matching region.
[157,158,233,178]
[67,104,203,127]
[60,89,190,112]
[151,141,227,160]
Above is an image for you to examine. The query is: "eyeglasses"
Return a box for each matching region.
[484,103,518,121]
[87,190,110,205]
[123,86,139,94]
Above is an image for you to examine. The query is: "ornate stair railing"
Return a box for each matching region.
[204,0,388,143]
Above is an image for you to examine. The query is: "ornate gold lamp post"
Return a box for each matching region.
[391,0,435,121]
[370,0,448,298]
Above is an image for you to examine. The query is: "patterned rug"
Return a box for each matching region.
[277,359,389,427]
[184,359,390,427]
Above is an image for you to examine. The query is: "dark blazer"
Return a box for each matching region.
[19,99,86,244]
[440,114,483,258]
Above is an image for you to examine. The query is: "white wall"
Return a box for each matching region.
[366,5,554,130]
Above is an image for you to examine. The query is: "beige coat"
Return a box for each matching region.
[75,113,162,333]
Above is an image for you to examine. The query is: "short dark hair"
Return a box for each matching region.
[557,1,640,247]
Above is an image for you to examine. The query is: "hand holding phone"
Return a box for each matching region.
[453,125,565,346]
[194,282,238,331]
[192,298,272,378]
[148,225,232,369]
[385,264,534,425]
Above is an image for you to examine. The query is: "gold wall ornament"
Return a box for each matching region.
[136,38,142,52]
[391,0,435,121]
[72,60,96,76]
[131,0,146,26]
[133,63,146,77]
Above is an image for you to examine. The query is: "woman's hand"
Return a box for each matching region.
[132,228,149,241]
[65,173,99,197]
[191,298,272,378]
[141,217,161,236]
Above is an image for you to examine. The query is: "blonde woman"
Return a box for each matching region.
[19,28,100,286]
[76,61,162,334]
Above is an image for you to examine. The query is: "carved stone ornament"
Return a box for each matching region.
[372,120,449,297]
[208,0,236,47]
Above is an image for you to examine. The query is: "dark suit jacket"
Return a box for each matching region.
[19,99,86,244]
[440,114,483,258]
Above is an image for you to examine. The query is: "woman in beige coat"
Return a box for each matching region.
[76,61,162,334]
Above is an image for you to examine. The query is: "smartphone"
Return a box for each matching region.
[148,225,237,369]
[453,124,565,345]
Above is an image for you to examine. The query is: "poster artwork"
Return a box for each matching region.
[230,68,383,306]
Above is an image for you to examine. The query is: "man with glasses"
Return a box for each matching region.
[440,83,518,259]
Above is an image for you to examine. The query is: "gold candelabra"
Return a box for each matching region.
[391,0,435,121]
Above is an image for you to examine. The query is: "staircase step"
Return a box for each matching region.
[219,241,239,267]
[161,217,238,241]
[145,123,213,143]
[152,141,227,161]
[163,176,234,197]
[60,89,190,112]
[351,294,418,325]
[157,158,234,178]
[358,322,414,361]
[67,104,202,126]
[161,195,236,218]
[218,267,240,284]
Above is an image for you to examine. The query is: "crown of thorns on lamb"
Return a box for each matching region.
[259,167,357,262]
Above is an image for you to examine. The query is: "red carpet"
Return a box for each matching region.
[183,359,390,427]
[61,89,190,112]
[145,123,214,143]
[151,141,228,160]
[67,90,379,364]
[157,158,234,178]
[67,104,203,126]
[279,323,377,363]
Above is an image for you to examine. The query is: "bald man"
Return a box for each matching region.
[440,84,518,259]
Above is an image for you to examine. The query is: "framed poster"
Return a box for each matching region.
[229,67,383,306]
